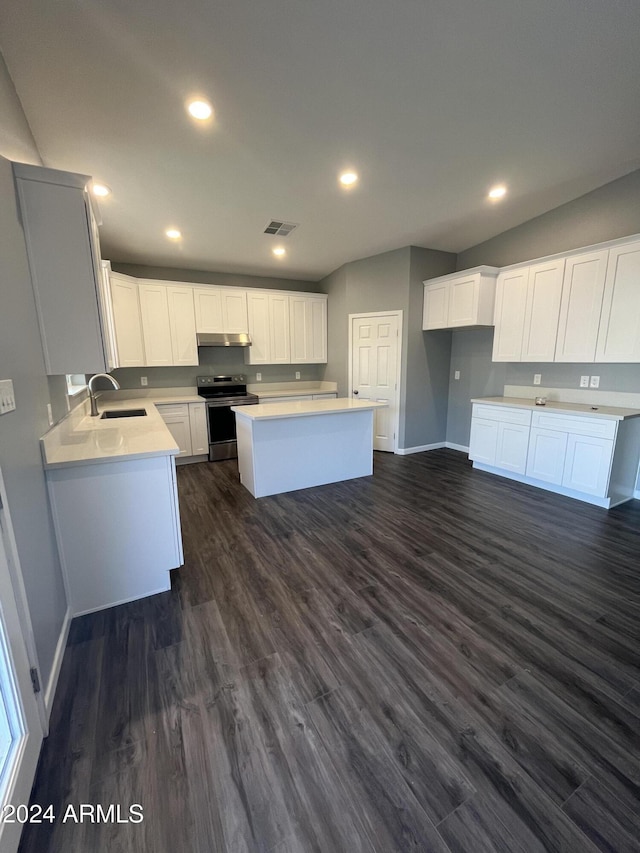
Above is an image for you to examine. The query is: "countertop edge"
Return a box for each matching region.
[471,397,640,420]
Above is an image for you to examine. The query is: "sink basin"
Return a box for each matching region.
[100,408,147,419]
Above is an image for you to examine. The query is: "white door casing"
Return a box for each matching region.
[349,312,402,452]
[0,475,45,853]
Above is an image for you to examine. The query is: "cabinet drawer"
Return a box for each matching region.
[155,403,190,418]
[472,404,531,426]
[531,411,616,439]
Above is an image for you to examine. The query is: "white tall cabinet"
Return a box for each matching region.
[13,163,108,375]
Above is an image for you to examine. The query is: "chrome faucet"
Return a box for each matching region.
[88,373,120,416]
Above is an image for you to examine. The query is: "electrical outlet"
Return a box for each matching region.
[533,374,542,385]
[580,375,590,388]
[590,375,600,388]
[454,370,460,380]
[295,371,301,380]
[140,376,148,387]
[256,373,262,381]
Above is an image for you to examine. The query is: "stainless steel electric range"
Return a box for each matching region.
[197,375,259,461]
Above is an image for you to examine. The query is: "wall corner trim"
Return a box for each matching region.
[44,606,72,727]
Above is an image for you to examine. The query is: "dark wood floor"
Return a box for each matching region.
[19,449,640,852]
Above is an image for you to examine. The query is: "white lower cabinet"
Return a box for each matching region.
[526,428,568,484]
[156,403,192,457]
[470,402,640,508]
[562,434,613,496]
[188,402,208,456]
[157,402,209,460]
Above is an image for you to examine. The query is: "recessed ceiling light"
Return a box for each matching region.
[339,170,359,187]
[165,228,182,240]
[91,183,111,198]
[272,246,286,258]
[187,99,213,121]
[488,184,507,200]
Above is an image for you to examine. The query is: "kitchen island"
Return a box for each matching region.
[232,397,388,498]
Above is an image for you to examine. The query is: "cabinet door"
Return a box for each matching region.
[157,404,192,457]
[15,168,108,375]
[595,241,640,362]
[526,428,567,484]
[555,251,608,362]
[308,297,328,362]
[221,289,248,333]
[448,275,479,327]
[269,293,291,364]
[110,273,145,367]
[521,259,564,362]
[562,435,613,496]
[167,286,198,366]
[422,282,449,330]
[188,403,208,455]
[289,296,308,363]
[495,423,529,474]
[469,418,499,465]
[246,292,271,364]
[492,268,529,361]
[193,287,223,332]
[139,283,173,365]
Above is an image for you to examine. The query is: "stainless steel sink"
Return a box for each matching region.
[100,408,147,419]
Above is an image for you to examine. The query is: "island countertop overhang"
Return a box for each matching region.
[231,397,388,421]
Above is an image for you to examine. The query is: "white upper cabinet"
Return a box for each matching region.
[422,267,498,330]
[492,267,530,361]
[555,250,608,362]
[595,240,640,362]
[246,290,326,365]
[167,285,198,365]
[138,282,174,366]
[193,286,248,333]
[269,293,291,364]
[138,282,197,366]
[13,163,108,375]
[290,295,328,363]
[109,271,145,367]
[521,259,564,362]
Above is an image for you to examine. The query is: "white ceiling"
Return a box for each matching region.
[1,0,639,281]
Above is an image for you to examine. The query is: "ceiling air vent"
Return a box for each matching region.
[264,220,298,237]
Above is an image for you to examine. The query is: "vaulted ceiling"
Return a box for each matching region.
[1,0,639,280]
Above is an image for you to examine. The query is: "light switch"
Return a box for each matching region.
[0,379,16,414]
[590,375,600,388]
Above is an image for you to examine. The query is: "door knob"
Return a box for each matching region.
[353,390,359,395]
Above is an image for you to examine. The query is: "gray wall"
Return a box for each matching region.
[0,53,41,165]
[0,154,68,688]
[112,263,318,293]
[319,245,456,449]
[447,168,640,447]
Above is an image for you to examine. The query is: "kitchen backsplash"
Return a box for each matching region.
[112,348,325,390]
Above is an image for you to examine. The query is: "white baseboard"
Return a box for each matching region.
[396,442,469,455]
[44,606,72,725]
[396,442,445,455]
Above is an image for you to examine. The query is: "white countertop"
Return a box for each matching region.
[232,397,387,420]
[41,398,179,469]
[247,381,338,399]
[471,396,640,421]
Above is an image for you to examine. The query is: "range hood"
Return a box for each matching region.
[196,333,252,347]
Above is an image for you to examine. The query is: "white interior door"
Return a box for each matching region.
[350,313,401,452]
[0,494,44,853]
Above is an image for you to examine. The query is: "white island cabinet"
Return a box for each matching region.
[233,398,387,498]
[469,397,640,508]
